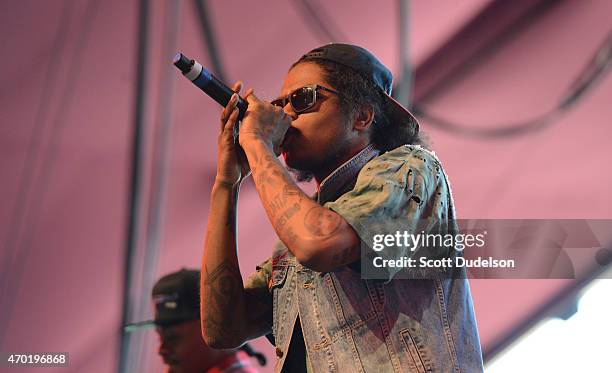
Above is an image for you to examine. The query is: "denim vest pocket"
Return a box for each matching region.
[400,328,433,373]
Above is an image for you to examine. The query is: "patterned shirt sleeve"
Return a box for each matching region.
[244,257,273,293]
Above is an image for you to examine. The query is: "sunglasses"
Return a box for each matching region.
[271,84,339,113]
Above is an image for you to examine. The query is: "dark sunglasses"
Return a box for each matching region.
[271,84,339,113]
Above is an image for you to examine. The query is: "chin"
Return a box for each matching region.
[282,153,314,182]
[283,151,306,170]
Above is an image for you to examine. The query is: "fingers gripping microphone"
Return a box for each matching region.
[172,53,248,121]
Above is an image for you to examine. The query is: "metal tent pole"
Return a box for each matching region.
[395,0,412,107]
[119,0,150,371]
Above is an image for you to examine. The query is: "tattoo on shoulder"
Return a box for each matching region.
[304,207,342,237]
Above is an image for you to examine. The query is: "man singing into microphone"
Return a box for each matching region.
[200,44,484,372]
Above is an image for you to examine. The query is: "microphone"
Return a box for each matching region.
[172,53,248,121]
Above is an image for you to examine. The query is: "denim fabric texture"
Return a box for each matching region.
[245,145,484,372]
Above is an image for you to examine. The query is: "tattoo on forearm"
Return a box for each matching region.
[275,203,300,227]
[304,207,342,237]
[269,184,299,216]
[203,262,243,338]
[282,226,299,245]
[250,149,259,165]
[263,155,276,167]
[249,147,319,248]
[255,169,270,185]
[283,184,301,199]
[269,194,284,218]
[252,153,304,220]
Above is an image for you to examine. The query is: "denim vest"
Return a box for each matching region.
[265,145,484,372]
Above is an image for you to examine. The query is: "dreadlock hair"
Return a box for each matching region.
[293,59,427,151]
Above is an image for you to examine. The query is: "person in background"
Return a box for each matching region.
[128,268,265,373]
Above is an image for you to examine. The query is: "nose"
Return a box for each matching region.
[283,101,298,120]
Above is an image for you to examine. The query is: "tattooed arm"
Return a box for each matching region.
[201,183,272,348]
[238,92,361,272]
[200,84,272,349]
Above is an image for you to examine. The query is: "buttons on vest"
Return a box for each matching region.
[275,347,283,358]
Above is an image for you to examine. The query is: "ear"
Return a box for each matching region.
[352,104,375,134]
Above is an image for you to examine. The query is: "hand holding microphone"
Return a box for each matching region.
[173,53,251,186]
[217,84,252,186]
[238,91,291,157]
[173,52,291,157]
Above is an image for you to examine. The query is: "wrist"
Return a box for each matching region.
[212,178,241,192]
[239,133,272,152]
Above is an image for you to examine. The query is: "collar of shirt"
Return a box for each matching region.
[317,144,380,205]
[205,351,257,373]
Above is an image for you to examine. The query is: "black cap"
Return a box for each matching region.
[124,269,200,331]
[298,43,419,137]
